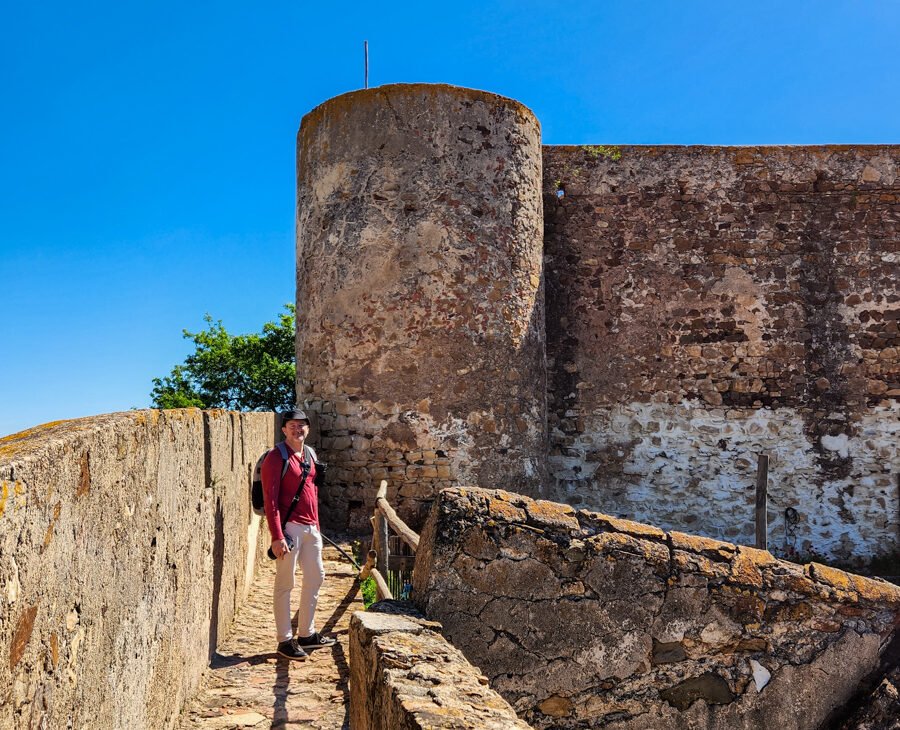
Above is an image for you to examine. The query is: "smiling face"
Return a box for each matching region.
[282,418,310,450]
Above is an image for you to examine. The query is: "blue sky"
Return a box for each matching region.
[2,1,898,437]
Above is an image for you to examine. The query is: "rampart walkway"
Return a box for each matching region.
[179,543,362,730]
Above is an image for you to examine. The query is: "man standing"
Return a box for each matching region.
[262,408,336,660]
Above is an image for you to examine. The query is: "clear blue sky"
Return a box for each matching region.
[2,1,898,437]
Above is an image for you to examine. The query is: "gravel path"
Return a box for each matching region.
[179,543,363,730]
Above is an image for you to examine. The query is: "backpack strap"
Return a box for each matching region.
[275,441,292,480]
[304,444,318,463]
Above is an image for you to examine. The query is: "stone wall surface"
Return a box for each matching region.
[296,83,546,533]
[413,487,900,730]
[837,667,900,729]
[0,409,275,730]
[542,145,900,561]
[349,603,532,730]
[293,85,897,559]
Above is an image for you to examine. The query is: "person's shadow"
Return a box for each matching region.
[274,576,362,729]
[209,554,363,728]
[272,656,291,729]
[321,577,363,729]
[206,650,290,728]
[208,650,276,668]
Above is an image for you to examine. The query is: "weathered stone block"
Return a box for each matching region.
[349,607,530,730]
[414,487,900,730]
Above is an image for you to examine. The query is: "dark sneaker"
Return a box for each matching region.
[276,639,308,660]
[296,631,337,650]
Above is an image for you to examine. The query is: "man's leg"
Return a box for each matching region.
[295,525,336,649]
[273,522,303,642]
[296,524,325,639]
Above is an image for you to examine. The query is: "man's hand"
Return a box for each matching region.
[272,538,290,559]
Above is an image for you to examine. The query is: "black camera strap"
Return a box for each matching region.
[279,444,313,539]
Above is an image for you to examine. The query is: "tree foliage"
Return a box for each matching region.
[151,305,296,411]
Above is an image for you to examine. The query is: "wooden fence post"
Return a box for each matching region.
[755,454,769,551]
[375,508,390,575]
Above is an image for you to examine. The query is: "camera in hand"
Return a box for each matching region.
[267,534,295,561]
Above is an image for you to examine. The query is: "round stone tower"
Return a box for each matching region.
[296,83,545,530]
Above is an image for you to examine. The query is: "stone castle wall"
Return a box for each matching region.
[296,84,546,532]
[543,145,899,562]
[0,410,275,730]
[296,84,897,561]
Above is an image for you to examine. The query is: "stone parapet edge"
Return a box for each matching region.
[349,605,533,730]
[437,487,900,606]
[0,408,275,729]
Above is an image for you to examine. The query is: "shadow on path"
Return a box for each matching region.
[209,651,277,668]
[272,656,290,729]
[179,544,361,730]
[331,642,350,730]
[285,575,360,729]
[321,578,360,730]
[318,577,362,635]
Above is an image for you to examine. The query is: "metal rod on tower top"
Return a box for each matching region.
[364,41,369,89]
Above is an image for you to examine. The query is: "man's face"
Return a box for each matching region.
[282,419,310,442]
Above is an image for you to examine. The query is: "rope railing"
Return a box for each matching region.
[358,479,420,603]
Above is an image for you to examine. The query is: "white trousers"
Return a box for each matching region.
[273,522,325,642]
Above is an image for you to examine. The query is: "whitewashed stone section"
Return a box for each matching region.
[548,401,900,562]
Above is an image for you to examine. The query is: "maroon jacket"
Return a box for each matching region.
[261,444,319,541]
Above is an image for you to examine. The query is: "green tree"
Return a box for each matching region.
[151,305,296,411]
